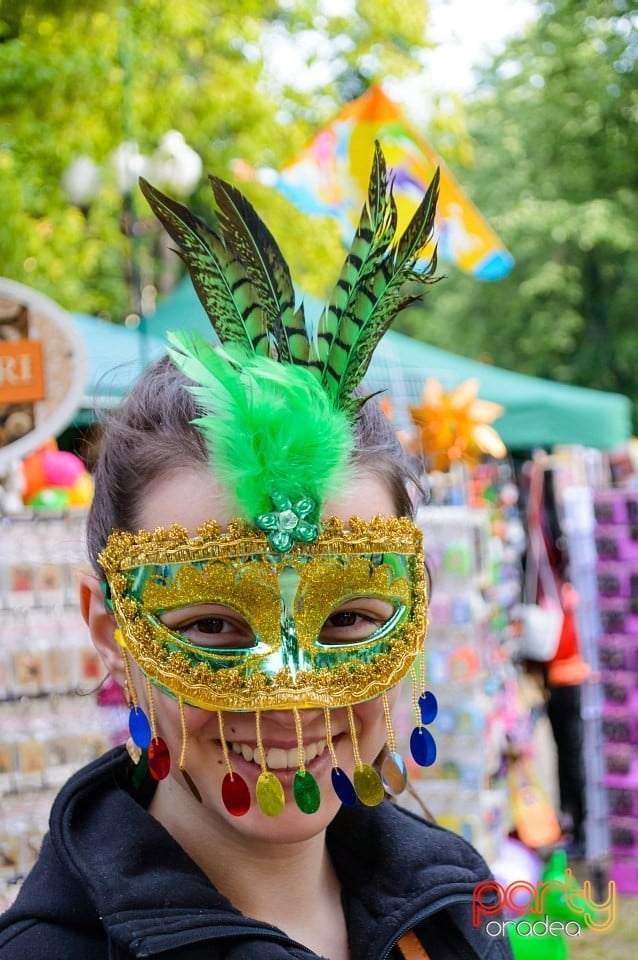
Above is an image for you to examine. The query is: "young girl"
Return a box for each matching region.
[0,146,510,959]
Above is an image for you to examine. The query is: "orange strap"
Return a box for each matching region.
[396,930,431,960]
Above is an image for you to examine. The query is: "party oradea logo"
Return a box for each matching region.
[0,279,88,469]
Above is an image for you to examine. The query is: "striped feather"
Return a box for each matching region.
[139,177,270,356]
[325,157,440,410]
[209,176,308,363]
[313,143,395,387]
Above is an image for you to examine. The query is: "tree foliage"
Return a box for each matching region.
[398,0,638,424]
[0,0,431,320]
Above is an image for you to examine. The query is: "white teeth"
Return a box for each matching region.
[228,739,327,770]
[267,746,292,770]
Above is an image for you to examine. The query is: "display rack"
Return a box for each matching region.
[396,501,521,864]
[0,511,110,910]
[588,486,638,893]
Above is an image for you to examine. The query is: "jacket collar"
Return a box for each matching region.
[49,747,488,958]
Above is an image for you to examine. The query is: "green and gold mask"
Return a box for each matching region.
[110,143,440,815]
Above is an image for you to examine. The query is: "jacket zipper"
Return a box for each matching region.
[379,888,504,960]
[380,893,472,960]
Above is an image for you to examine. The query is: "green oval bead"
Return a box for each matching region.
[293,770,321,814]
[255,771,285,816]
[353,763,385,806]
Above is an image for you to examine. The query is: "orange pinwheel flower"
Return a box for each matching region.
[408,377,506,471]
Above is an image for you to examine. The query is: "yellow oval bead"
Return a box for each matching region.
[256,771,285,816]
[353,763,385,806]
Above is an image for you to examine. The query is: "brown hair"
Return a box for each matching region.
[86,355,418,573]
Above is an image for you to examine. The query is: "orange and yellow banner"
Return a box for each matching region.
[236,85,513,280]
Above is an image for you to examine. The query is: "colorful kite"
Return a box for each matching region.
[233,85,513,281]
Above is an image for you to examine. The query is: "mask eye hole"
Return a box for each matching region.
[318,597,397,646]
[158,604,256,650]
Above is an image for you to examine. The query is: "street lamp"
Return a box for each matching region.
[63,132,202,359]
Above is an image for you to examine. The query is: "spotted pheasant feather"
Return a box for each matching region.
[319,142,440,415]
[138,177,270,356]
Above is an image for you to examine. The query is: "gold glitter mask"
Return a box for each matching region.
[99,515,428,712]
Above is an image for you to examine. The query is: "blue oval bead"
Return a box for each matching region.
[128,706,151,748]
[419,691,439,725]
[331,767,358,806]
[410,726,437,767]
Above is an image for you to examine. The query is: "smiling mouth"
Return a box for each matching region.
[230,739,328,770]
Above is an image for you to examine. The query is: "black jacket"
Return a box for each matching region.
[0,747,512,959]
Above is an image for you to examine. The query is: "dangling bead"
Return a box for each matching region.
[145,677,170,780]
[148,736,171,780]
[293,770,321,814]
[121,649,151,749]
[126,737,142,765]
[324,707,358,806]
[256,771,285,816]
[217,711,251,816]
[381,692,408,797]
[331,767,358,806]
[409,726,437,767]
[347,705,384,807]
[292,708,321,814]
[255,711,285,816]
[222,772,251,816]
[178,698,202,803]
[129,707,152,748]
[419,690,438,725]
[409,663,438,768]
[381,751,408,795]
[353,763,385,806]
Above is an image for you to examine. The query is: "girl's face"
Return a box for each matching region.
[131,465,401,844]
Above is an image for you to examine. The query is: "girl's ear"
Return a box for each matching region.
[79,574,126,687]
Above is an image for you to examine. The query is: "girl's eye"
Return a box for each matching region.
[159,606,255,649]
[319,598,395,645]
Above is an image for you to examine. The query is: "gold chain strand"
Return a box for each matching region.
[382,692,396,754]
[121,649,138,709]
[217,711,234,779]
[255,710,268,773]
[419,649,427,696]
[323,707,339,767]
[410,665,422,730]
[346,705,362,767]
[293,708,305,773]
[178,697,187,770]
[146,675,158,740]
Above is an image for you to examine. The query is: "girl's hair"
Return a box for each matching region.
[86,355,417,573]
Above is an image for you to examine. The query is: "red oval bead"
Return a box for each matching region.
[148,737,171,780]
[222,772,250,816]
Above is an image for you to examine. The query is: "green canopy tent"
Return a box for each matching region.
[139,279,632,451]
[72,313,166,421]
[74,280,633,450]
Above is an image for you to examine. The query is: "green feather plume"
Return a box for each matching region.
[139,143,440,526]
[139,176,271,356]
[313,142,440,416]
[166,330,353,520]
[140,142,439,421]
[208,176,309,364]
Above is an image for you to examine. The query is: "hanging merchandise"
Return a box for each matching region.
[508,756,562,850]
[517,462,563,662]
